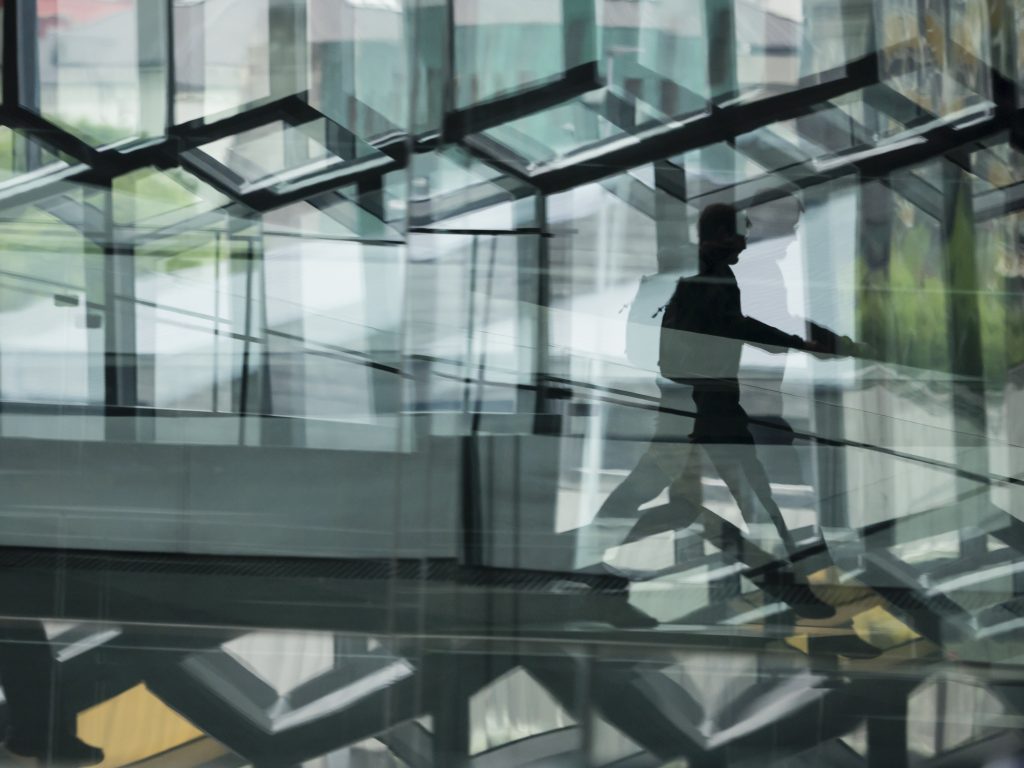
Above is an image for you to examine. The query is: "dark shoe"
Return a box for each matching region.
[782,581,837,620]
[790,597,837,620]
[810,633,883,659]
[762,571,837,620]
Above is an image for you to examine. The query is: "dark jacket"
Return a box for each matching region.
[659,263,804,384]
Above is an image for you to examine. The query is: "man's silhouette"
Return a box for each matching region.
[600,202,853,558]
[659,202,812,554]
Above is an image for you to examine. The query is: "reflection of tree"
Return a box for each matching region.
[857,205,1024,381]
[979,216,1024,372]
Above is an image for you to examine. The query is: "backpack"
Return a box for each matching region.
[658,276,740,381]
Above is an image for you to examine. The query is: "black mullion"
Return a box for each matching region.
[2,0,21,106]
[164,0,175,131]
[5,107,102,167]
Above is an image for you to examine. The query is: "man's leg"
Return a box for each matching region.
[594,449,673,520]
[702,442,798,556]
[595,381,695,521]
[623,440,704,542]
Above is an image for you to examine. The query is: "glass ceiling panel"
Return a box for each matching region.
[478,95,625,172]
[970,142,1024,192]
[729,117,861,193]
[412,147,505,200]
[672,142,768,201]
[186,117,388,197]
[732,91,913,182]
[112,167,233,234]
[686,98,901,201]
[263,197,402,243]
[0,127,73,192]
[408,147,520,226]
[471,86,708,178]
[828,86,910,142]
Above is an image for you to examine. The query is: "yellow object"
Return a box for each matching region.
[785,635,810,655]
[851,606,921,650]
[76,684,208,768]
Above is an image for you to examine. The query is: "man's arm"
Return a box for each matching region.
[735,315,806,351]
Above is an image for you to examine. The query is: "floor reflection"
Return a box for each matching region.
[0,613,1021,767]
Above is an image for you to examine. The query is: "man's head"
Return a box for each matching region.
[698,203,746,267]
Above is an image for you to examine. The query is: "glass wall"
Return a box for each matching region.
[0,0,1022,765]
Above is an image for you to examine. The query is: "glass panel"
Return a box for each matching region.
[876,0,994,118]
[112,166,231,231]
[134,230,239,412]
[173,0,305,124]
[261,229,405,425]
[187,117,388,195]
[600,0,711,113]
[970,142,1024,191]
[469,667,576,754]
[407,147,519,226]
[0,193,104,404]
[674,141,768,200]
[0,127,71,187]
[404,225,526,417]
[453,0,567,107]
[480,96,626,172]
[308,0,410,136]
[35,0,168,145]
[827,86,910,140]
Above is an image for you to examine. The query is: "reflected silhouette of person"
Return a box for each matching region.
[663,202,813,554]
[600,202,841,558]
[0,621,104,765]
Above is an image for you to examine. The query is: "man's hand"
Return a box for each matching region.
[837,336,873,358]
[805,336,872,359]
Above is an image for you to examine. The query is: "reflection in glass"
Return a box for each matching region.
[0,193,104,404]
[173,0,305,123]
[194,118,377,192]
[35,0,168,145]
[309,0,410,137]
[453,0,567,107]
[0,2,1024,766]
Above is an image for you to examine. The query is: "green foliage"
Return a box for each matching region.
[857,211,1024,384]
